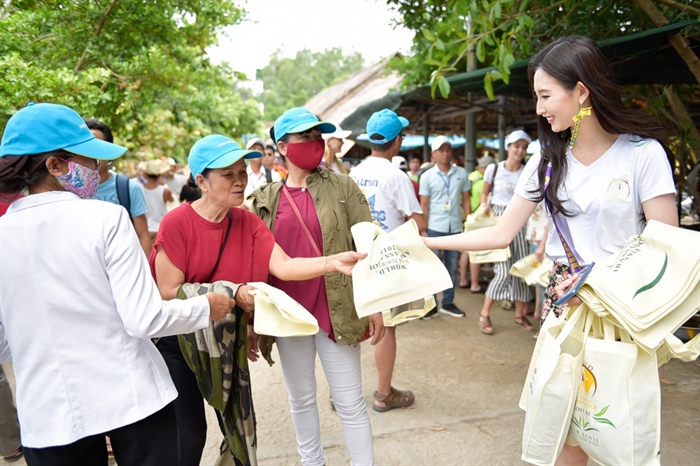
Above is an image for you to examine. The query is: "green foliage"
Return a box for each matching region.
[257,48,364,121]
[387,0,695,99]
[0,0,263,163]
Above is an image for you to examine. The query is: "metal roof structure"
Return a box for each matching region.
[339,20,699,138]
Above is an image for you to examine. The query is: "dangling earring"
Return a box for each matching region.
[569,103,591,151]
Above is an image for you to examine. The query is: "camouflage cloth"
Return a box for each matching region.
[177,281,256,466]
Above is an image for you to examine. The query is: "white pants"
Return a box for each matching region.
[276,331,374,466]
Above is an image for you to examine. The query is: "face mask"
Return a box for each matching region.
[56,160,100,199]
[284,139,325,171]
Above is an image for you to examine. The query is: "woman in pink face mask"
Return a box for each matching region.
[249,107,384,466]
[0,103,236,465]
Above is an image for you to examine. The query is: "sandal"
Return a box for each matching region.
[515,316,535,331]
[470,286,486,294]
[372,386,415,412]
[478,314,494,335]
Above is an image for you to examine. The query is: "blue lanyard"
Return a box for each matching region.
[438,171,451,194]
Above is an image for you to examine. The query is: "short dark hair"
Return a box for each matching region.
[84,119,114,143]
[369,133,396,152]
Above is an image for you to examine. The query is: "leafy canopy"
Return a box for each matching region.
[387,0,693,99]
[257,48,364,121]
[0,0,262,163]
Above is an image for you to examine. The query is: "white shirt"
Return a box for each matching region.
[484,160,524,207]
[143,184,169,232]
[165,172,187,200]
[244,165,282,198]
[0,192,211,448]
[349,156,422,232]
[515,134,675,265]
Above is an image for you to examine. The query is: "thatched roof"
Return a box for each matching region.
[304,54,402,135]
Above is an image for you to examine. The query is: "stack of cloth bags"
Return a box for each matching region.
[577,220,700,363]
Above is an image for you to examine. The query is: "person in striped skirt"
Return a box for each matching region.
[476,130,535,335]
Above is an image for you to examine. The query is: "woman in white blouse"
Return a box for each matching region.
[0,103,233,465]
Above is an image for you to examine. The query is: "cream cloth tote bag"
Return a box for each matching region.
[510,254,554,287]
[247,282,319,337]
[465,205,511,263]
[351,219,452,319]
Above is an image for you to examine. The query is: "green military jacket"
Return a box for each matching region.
[250,168,372,365]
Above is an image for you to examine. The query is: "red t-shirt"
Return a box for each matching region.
[270,187,333,338]
[150,203,274,285]
[0,203,10,216]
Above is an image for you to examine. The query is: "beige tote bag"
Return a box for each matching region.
[351,219,453,319]
[510,254,553,287]
[247,282,319,337]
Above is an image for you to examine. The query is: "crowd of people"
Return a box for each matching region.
[0,34,680,466]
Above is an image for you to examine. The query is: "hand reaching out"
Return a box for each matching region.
[330,252,368,276]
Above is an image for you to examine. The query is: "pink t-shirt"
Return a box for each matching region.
[270,187,333,338]
[150,203,274,285]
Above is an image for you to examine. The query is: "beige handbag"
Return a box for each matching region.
[510,254,554,287]
[351,219,453,319]
[578,220,700,353]
[465,205,510,263]
[247,282,319,337]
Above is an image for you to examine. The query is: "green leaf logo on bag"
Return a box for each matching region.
[633,252,668,299]
[571,362,617,447]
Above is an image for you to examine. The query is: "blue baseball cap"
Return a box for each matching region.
[272,107,335,143]
[188,134,262,178]
[366,109,409,144]
[0,103,126,159]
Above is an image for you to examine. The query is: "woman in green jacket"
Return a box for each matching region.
[250,107,384,466]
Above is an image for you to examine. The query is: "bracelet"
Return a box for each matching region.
[323,256,329,274]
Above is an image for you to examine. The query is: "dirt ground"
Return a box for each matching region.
[2,287,699,466]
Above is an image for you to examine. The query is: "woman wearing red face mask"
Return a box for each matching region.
[249,107,385,466]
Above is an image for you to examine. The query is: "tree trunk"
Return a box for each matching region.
[635,0,700,84]
[664,86,700,165]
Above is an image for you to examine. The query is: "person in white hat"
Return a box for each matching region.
[142,159,175,239]
[244,137,281,198]
[473,129,534,335]
[322,125,351,174]
[419,135,471,319]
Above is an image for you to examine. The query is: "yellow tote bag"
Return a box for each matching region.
[247,282,319,337]
[351,219,453,318]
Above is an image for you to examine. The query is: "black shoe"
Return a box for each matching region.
[439,303,465,318]
[421,306,438,320]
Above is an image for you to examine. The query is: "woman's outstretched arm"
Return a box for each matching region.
[424,195,538,252]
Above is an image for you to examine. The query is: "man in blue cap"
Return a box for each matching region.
[350,108,425,412]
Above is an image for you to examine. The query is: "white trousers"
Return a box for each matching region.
[276,331,374,466]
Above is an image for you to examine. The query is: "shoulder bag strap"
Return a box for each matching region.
[204,210,233,283]
[281,184,323,257]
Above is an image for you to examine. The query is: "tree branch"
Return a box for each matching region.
[655,0,700,17]
[635,0,700,83]
[74,0,120,72]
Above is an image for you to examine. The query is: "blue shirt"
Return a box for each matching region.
[96,173,148,218]
[419,165,470,233]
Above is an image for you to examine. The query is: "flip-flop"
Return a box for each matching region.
[470,286,486,294]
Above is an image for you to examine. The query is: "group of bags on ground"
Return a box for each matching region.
[519,220,700,466]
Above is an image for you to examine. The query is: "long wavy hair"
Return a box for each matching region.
[527,36,672,216]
